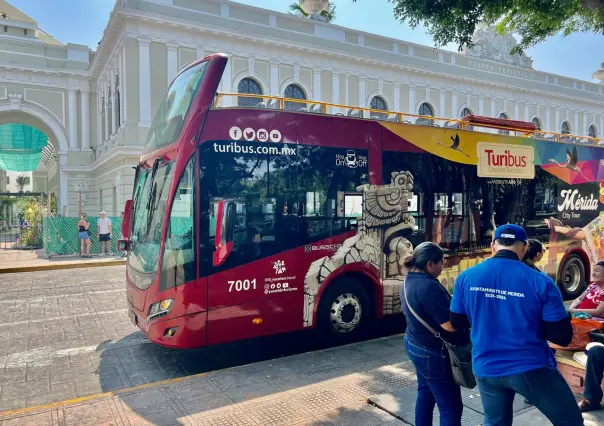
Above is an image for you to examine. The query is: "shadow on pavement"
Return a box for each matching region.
[92,316,408,425]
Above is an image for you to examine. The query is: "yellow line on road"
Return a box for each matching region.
[0,371,210,418]
[0,259,126,274]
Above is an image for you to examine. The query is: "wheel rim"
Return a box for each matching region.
[329,292,362,334]
[563,262,582,293]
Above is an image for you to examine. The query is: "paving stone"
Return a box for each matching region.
[0,412,53,426]
[61,399,122,425]
[369,387,486,426]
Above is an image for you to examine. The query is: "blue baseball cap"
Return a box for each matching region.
[494,224,528,243]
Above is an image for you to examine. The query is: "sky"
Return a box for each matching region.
[6,0,603,83]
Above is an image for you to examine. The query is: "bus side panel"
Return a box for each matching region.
[206,232,355,345]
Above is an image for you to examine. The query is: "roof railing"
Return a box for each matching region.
[214,93,604,146]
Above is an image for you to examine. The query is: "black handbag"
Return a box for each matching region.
[403,281,477,389]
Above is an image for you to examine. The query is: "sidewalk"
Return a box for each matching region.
[0,249,125,273]
[1,334,602,425]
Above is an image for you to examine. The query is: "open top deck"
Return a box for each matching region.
[214,93,603,146]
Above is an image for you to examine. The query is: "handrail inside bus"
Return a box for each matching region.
[213,93,603,145]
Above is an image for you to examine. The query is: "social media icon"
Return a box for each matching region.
[244,128,256,141]
[229,126,242,140]
[269,129,282,142]
[257,129,269,142]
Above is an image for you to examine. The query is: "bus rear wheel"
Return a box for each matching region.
[318,278,371,343]
[559,254,586,300]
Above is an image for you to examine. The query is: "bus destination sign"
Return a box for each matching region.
[476,142,535,180]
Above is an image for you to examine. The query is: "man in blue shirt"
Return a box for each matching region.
[450,224,583,425]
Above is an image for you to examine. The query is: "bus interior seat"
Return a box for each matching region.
[347,109,363,118]
[386,114,399,122]
[310,105,322,113]
[254,102,267,108]
[297,107,309,112]
[265,99,277,109]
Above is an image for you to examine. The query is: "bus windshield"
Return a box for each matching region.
[128,162,174,274]
[143,60,209,154]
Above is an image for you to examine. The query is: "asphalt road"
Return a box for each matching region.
[0,266,404,411]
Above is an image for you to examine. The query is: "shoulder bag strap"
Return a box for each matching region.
[403,280,441,338]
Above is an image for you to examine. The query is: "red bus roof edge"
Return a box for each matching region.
[462,114,537,132]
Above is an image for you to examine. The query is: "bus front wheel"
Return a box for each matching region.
[317,278,371,342]
[559,254,586,300]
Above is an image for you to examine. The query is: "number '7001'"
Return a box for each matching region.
[228,279,257,292]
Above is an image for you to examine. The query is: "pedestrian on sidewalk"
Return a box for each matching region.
[401,242,470,426]
[77,213,91,258]
[568,261,604,318]
[449,224,583,426]
[578,344,604,412]
[522,239,544,272]
[97,211,112,255]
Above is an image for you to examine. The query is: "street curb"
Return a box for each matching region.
[0,259,126,274]
[0,334,401,420]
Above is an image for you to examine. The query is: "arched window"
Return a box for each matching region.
[419,103,434,117]
[588,124,597,138]
[418,102,434,125]
[532,118,542,131]
[370,96,388,119]
[498,112,510,135]
[561,121,571,135]
[237,78,263,107]
[460,108,472,118]
[284,84,306,111]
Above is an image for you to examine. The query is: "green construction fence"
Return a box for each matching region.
[43,216,123,256]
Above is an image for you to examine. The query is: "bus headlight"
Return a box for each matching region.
[148,299,174,321]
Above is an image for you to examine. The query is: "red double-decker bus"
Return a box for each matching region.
[121,54,604,349]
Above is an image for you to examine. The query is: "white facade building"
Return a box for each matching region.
[0,0,603,216]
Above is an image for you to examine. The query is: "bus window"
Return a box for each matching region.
[200,142,368,273]
[161,157,195,289]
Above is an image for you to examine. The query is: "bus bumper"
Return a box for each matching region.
[129,308,208,349]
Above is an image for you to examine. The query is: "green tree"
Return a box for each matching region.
[352,0,604,53]
[15,174,30,193]
[289,2,337,22]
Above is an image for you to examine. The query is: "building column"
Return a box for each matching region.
[546,106,551,131]
[138,39,152,125]
[111,73,117,136]
[451,93,458,117]
[478,96,484,115]
[524,103,529,122]
[80,90,90,150]
[270,62,279,97]
[58,153,68,216]
[393,83,400,112]
[68,89,78,150]
[344,74,349,106]
[332,72,340,113]
[490,99,496,117]
[358,76,366,117]
[408,85,416,115]
[121,44,128,124]
[514,102,519,120]
[313,70,321,102]
[439,90,445,118]
[104,81,110,142]
[220,57,233,107]
[575,111,579,135]
[583,113,588,137]
[555,108,560,132]
[167,43,178,86]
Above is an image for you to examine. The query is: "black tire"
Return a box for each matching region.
[317,278,372,343]
[558,254,586,300]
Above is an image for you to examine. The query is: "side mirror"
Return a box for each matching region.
[121,199,133,239]
[117,239,131,251]
[213,200,235,267]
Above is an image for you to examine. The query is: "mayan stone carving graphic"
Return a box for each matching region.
[303,171,415,327]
